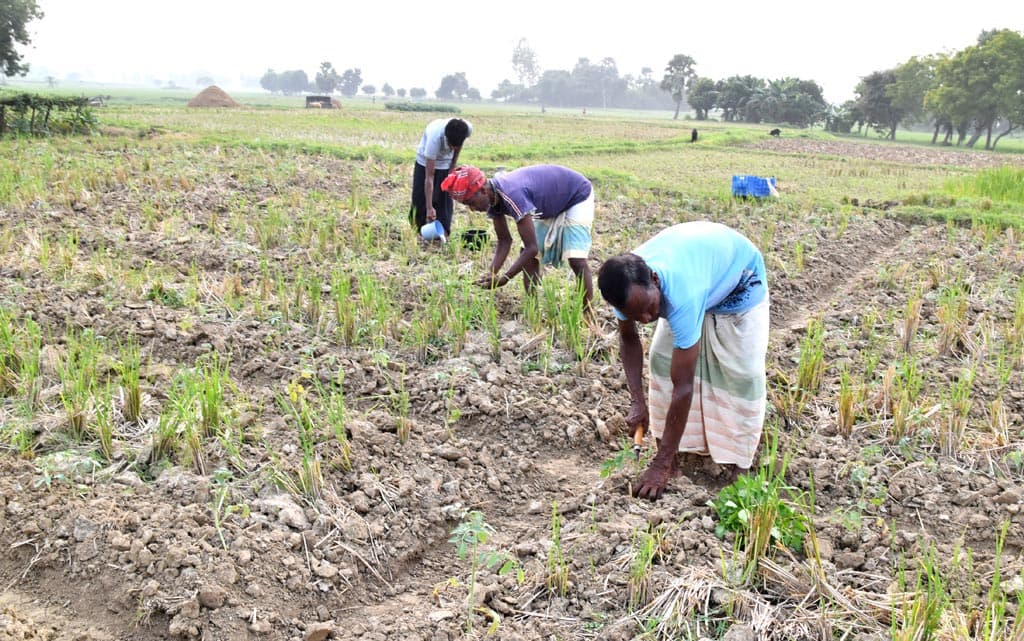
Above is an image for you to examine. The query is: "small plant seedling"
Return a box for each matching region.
[209,468,250,549]
[448,511,523,634]
[601,436,652,478]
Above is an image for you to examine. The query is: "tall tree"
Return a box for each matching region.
[687,77,717,120]
[511,38,540,88]
[339,68,362,97]
[660,54,697,119]
[986,29,1024,148]
[279,69,310,95]
[571,57,626,108]
[717,75,763,122]
[259,69,280,94]
[436,72,469,100]
[315,62,340,94]
[536,69,572,107]
[855,70,903,139]
[1,0,44,77]
[890,55,937,129]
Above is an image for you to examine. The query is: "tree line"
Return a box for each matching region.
[839,29,1024,149]
[3,2,1019,147]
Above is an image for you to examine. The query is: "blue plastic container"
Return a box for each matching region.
[731,175,776,198]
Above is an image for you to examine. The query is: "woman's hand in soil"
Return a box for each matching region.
[633,458,672,501]
[625,402,649,437]
[475,273,508,289]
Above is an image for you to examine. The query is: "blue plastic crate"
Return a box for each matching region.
[731,175,776,198]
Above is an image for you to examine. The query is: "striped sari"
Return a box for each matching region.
[647,297,769,468]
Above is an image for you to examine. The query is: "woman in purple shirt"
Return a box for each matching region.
[441,164,596,315]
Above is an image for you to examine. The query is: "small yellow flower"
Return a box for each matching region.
[287,379,306,403]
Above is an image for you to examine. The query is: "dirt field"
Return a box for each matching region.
[0,136,1022,641]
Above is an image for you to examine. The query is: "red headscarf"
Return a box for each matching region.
[440,165,485,202]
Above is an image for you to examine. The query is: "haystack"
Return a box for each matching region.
[187,85,238,108]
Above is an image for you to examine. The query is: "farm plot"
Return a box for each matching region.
[0,113,1023,640]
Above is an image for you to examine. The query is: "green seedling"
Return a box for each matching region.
[627,523,669,611]
[708,428,807,580]
[796,318,825,395]
[936,280,969,355]
[940,367,974,457]
[330,269,356,345]
[210,468,250,550]
[279,377,324,499]
[322,377,351,472]
[448,511,523,635]
[118,339,143,424]
[58,328,105,442]
[891,545,948,641]
[600,436,652,478]
[901,289,923,353]
[547,502,570,597]
[837,368,856,437]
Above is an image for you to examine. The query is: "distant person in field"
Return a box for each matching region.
[441,164,596,316]
[597,222,769,501]
[410,118,472,239]
[690,128,698,142]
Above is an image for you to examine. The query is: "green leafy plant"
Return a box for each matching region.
[210,468,250,550]
[448,511,523,635]
[276,377,324,499]
[600,436,650,478]
[708,431,807,556]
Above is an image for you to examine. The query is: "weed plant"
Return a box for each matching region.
[118,340,143,424]
[836,368,856,437]
[901,289,923,354]
[796,318,826,395]
[279,378,324,499]
[627,524,662,611]
[209,468,250,550]
[940,367,974,457]
[891,545,948,641]
[546,502,570,597]
[58,328,105,442]
[708,427,808,582]
[448,511,522,635]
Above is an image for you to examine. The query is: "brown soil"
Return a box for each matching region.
[0,139,1022,641]
[187,86,238,108]
[746,137,1024,168]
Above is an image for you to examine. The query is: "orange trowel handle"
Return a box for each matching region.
[632,425,645,458]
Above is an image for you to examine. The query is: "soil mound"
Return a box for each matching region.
[187,85,238,108]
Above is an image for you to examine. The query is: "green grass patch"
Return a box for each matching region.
[946,166,1024,204]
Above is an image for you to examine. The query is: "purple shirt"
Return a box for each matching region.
[487,165,592,222]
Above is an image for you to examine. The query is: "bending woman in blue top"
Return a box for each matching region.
[597,221,770,501]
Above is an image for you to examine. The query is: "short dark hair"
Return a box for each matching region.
[597,253,653,309]
[445,118,470,147]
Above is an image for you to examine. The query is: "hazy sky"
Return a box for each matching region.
[21,0,1023,104]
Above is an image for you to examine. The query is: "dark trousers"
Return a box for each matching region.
[410,162,454,236]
